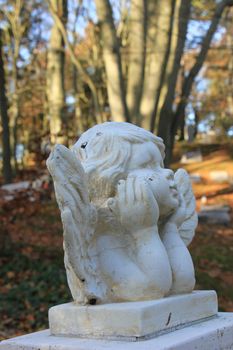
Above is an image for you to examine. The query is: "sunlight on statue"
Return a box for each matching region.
[47,122,197,305]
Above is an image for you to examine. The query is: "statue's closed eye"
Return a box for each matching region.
[81,142,88,149]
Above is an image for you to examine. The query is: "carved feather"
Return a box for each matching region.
[174,168,198,246]
[47,144,104,304]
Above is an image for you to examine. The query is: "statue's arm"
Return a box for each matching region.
[160,201,196,294]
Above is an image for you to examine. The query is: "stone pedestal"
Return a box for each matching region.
[49,291,217,340]
[1,313,233,350]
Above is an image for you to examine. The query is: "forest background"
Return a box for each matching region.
[0,0,233,179]
[0,0,233,339]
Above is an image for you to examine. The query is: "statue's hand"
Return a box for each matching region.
[167,193,186,228]
[107,176,159,231]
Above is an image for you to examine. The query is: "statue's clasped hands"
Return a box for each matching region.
[107,175,159,231]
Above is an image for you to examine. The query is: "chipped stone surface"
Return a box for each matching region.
[1,313,233,350]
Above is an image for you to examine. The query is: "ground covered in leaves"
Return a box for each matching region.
[0,143,233,340]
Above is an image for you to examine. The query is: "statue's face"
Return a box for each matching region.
[129,167,179,218]
[144,169,179,217]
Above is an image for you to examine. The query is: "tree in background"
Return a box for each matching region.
[48,0,104,127]
[0,28,12,183]
[97,0,233,164]
[46,0,68,144]
[0,0,46,171]
[49,0,233,164]
[1,0,233,181]
[161,0,233,164]
[65,20,108,135]
[0,0,29,169]
[191,7,233,137]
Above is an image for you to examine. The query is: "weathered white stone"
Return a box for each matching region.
[46,122,198,305]
[49,291,217,339]
[1,313,233,350]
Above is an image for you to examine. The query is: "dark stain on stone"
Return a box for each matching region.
[166,312,172,326]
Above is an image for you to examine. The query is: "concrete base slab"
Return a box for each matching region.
[1,313,233,350]
[49,291,217,339]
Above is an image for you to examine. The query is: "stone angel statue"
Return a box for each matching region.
[47,122,197,305]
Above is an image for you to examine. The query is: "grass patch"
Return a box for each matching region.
[0,243,70,338]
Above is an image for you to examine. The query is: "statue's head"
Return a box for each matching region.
[72,122,165,200]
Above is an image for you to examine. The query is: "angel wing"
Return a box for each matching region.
[174,168,198,246]
[47,144,105,304]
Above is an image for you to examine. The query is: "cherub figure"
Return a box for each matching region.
[47,122,197,305]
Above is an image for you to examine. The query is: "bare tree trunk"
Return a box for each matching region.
[9,38,20,172]
[11,59,20,172]
[0,29,12,183]
[140,0,174,130]
[149,0,176,132]
[10,90,19,171]
[140,0,158,104]
[154,0,181,124]
[95,0,129,122]
[73,65,85,135]
[179,114,185,141]
[126,0,146,124]
[193,107,199,138]
[47,0,67,144]
[139,0,159,128]
[158,0,191,165]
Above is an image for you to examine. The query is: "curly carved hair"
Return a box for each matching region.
[72,122,165,198]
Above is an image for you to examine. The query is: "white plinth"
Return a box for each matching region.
[49,291,217,339]
[1,313,233,350]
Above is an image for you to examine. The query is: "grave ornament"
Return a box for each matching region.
[47,122,197,305]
